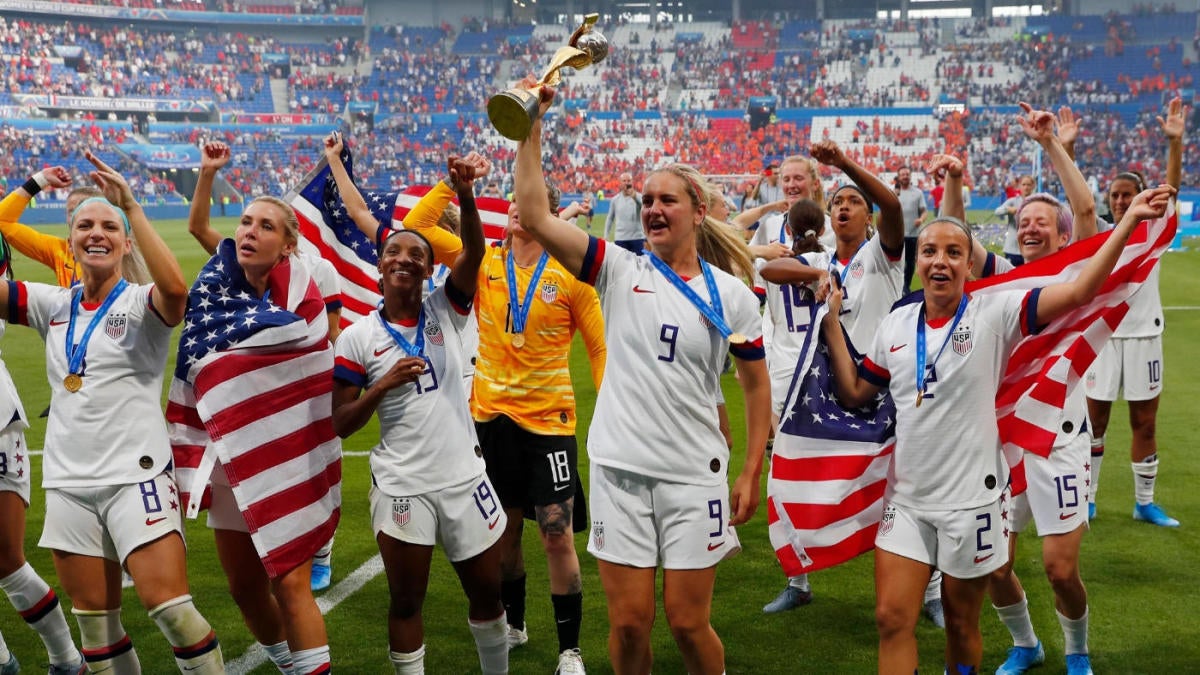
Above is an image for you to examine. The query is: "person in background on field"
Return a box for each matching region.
[1,150,223,674]
[995,175,1036,268]
[895,165,928,291]
[604,172,644,255]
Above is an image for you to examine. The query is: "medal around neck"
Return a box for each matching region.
[487,13,608,141]
[63,373,83,393]
[63,279,129,394]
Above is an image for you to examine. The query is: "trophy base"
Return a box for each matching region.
[488,89,540,142]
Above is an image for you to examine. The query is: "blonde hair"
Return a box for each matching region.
[248,195,300,250]
[651,164,756,282]
[438,202,461,235]
[780,155,825,205]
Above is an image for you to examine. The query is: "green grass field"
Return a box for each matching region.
[4,214,1199,673]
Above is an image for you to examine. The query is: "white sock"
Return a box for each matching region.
[0,629,11,663]
[1058,607,1089,655]
[787,574,810,592]
[0,563,81,667]
[263,640,294,674]
[994,596,1038,648]
[1089,436,1104,504]
[73,608,141,674]
[314,537,334,567]
[390,644,425,674]
[468,613,509,675]
[148,596,222,674]
[291,644,331,675]
[1132,454,1158,506]
[924,570,942,603]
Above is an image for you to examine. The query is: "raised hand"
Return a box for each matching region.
[447,154,477,191]
[926,153,964,180]
[1126,185,1176,223]
[1157,96,1185,141]
[40,166,72,189]
[1055,106,1081,147]
[84,149,135,210]
[1017,102,1056,145]
[323,131,345,162]
[810,139,847,168]
[200,141,231,172]
[460,151,492,179]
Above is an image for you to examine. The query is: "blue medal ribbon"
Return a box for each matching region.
[376,303,426,357]
[505,249,549,337]
[778,213,789,244]
[914,294,969,406]
[646,252,736,340]
[65,278,129,376]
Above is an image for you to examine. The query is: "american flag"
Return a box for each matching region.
[166,240,342,579]
[767,210,1176,575]
[285,147,510,327]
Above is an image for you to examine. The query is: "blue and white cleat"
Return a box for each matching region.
[762,584,813,613]
[310,562,332,591]
[0,654,17,675]
[1065,653,1093,675]
[1133,502,1180,527]
[996,641,1045,675]
[1087,502,1096,521]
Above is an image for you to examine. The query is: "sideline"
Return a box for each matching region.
[225,554,386,675]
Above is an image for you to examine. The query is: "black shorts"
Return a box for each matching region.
[476,415,587,532]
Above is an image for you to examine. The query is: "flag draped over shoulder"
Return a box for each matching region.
[768,210,1176,575]
[166,240,342,579]
[285,148,510,326]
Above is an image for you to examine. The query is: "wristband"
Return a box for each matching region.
[21,176,43,195]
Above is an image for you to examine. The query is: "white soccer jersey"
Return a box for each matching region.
[751,212,836,293]
[0,322,27,435]
[764,250,833,409]
[861,290,1037,509]
[831,234,905,350]
[296,250,341,308]
[420,263,478,381]
[334,284,485,496]
[579,237,766,485]
[12,281,174,488]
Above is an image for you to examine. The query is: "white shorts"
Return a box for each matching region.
[40,471,182,563]
[206,462,249,533]
[875,498,1009,580]
[1085,335,1163,402]
[369,472,505,563]
[0,426,30,505]
[586,464,741,569]
[1012,434,1091,536]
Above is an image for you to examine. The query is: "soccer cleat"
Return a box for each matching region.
[1133,502,1180,527]
[506,624,528,650]
[995,641,1045,675]
[0,654,17,675]
[1088,502,1096,521]
[1065,653,1093,675]
[762,584,812,613]
[48,661,87,675]
[923,597,946,629]
[310,562,332,591]
[555,648,586,675]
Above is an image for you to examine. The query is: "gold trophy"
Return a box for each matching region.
[487,13,608,141]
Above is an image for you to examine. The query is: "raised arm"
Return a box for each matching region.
[928,153,991,278]
[811,139,904,250]
[759,256,828,286]
[86,150,187,325]
[447,156,485,297]
[730,199,788,239]
[1158,96,1185,192]
[1019,102,1096,241]
[0,167,74,271]
[514,86,590,276]
[1055,105,1081,162]
[188,141,229,255]
[323,131,382,240]
[1036,185,1174,326]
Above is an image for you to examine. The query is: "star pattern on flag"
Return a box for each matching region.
[318,148,397,267]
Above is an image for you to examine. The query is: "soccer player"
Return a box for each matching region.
[758,138,916,618]
[472,185,606,675]
[332,156,510,675]
[819,174,1173,674]
[0,151,223,674]
[515,82,771,675]
[1082,97,1185,527]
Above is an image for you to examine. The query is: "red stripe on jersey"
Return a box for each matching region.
[861,356,889,382]
[7,281,27,326]
[334,356,364,376]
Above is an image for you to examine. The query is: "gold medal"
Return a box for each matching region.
[728,332,747,345]
[915,390,924,408]
[511,333,526,349]
[64,373,83,393]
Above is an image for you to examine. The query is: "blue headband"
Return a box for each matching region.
[69,197,131,234]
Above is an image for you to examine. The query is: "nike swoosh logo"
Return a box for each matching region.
[552,483,571,491]
[707,541,724,551]
[889,344,906,352]
[488,515,501,530]
[374,346,394,357]
[145,517,167,526]
[50,319,69,326]
[487,275,502,281]
[974,553,993,564]
[632,285,655,293]
[1059,512,1076,520]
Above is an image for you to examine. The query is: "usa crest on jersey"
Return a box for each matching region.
[540,281,558,304]
[849,260,865,279]
[878,504,896,536]
[951,327,973,356]
[392,499,411,527]
[106,314,128,340]
[424,320,444,346]
[592,520,605,550]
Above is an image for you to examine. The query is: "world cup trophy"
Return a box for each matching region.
[487,13,608,141]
